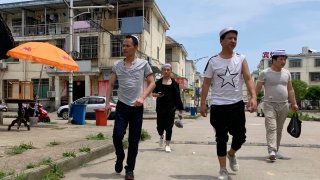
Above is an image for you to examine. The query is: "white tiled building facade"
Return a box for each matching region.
[258,47,320,86]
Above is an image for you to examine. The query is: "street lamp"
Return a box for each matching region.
[66,0,114,122]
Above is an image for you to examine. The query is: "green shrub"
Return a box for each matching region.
[62,151,76,158]
[79,146,91,153]
[140,129,151,141]
[7,142,34,155]
[42,164,64,180]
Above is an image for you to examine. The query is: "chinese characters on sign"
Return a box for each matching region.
[262,51,273,59]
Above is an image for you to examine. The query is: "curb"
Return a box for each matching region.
[3,144,115,180]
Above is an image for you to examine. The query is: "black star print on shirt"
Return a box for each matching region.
[217,66,238,88]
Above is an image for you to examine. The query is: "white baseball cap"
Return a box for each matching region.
[271,49,287,57]
[219,27,238,37]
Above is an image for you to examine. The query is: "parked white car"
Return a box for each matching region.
[57,96,116,120]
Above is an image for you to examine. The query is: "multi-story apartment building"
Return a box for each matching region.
[165,36,188,107]
[165,36,186,78]
[0,0,169,111]
[258,46,320,86]
[185,59,197,108]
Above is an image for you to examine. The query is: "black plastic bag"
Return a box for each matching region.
[287,112,302,138]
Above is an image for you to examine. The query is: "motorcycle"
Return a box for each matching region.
[36,103,51,123]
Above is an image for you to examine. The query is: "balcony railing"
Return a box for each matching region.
[11,21,103,37]
[11,16,150,37]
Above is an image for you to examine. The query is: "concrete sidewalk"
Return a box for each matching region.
[64,112,320,180]
[1,111,319,179]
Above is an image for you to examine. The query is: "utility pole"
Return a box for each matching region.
[67,0,114,122]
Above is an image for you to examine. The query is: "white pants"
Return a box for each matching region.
[263,102,289,153]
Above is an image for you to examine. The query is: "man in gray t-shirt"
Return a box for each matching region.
[256,49,298,161]
[105,35,155,179]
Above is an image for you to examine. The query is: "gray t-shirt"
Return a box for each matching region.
[258,68,291,103]
[112,58,153,106]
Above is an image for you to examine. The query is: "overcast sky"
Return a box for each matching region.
[156,0,320,73]
[2,0,320,73]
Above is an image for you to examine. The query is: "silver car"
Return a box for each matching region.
[256,102,264,117]
[57,96,116,120]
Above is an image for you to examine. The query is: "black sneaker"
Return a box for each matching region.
[125,169,134,180]
[115,156,124,173]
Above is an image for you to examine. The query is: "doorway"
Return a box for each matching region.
[73,81,85,101]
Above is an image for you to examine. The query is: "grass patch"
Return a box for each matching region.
[7,142,34,155]
[140,129,151,141]
[42,164,64,180]
[79,146,91,153]
[14,172,26,180]
[62,151,76,158]
[48,140,60,147]
[39,157,53,166]
[51,127,67,130]
[26,162,36,169]
[123,139,129,149]
[0,171,7,179]
[86,132,106,140]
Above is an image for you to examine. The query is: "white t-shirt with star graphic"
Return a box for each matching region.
[203,53,245,105]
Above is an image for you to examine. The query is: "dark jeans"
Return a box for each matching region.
[156,109,175,141]
[113,101,143,170]
[210,100,246,157]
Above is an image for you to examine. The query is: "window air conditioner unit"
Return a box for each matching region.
[47,91,55,98]
[0,62,7,69]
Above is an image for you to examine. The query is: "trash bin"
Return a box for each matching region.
[190,107,196,116]
[71,104,86,125]
[95,108,107,126]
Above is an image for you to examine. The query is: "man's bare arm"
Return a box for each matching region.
[242,59,257,112]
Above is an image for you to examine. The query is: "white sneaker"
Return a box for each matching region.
[165,145,171,152]
[269,151,276,161]
[227,152,239,172]
[159,137,164,147]
[276,150,284,159]
[218,168,229,180]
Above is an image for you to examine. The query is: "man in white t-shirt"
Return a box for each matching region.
[200,27,257,180]
[255,50,298,161]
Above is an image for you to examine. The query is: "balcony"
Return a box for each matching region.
[11,21,103,37]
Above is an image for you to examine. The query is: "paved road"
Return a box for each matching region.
[65,112,320,180]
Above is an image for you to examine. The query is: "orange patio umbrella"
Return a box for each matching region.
[7,42,79,72]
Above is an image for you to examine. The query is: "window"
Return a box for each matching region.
[315,59,320,67]
[112,80,119,97]
[80,36,98,59]
[289,59,302,68]
[32,79,49,98]
[111,36,124,57]
[3,79,19,99]
[310,72,320,82]
[56,39,65,50]
[165,48,172,62]
[75,97,88,104]
[291,72,300,80]
[268,60,272,67]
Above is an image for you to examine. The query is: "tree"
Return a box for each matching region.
[291,80,308,101]
[257,91,264,103]
[304,85,320,101]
